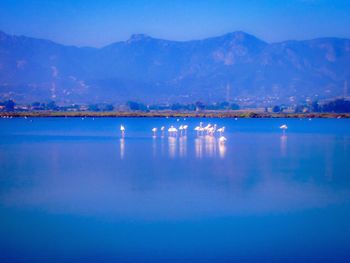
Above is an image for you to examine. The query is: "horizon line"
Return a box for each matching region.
[1,29,349,49]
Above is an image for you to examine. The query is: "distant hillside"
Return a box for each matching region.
[0,30,349,105]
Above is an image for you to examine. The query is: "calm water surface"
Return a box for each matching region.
[0,117,350,262]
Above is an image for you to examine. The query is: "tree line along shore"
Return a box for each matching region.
[1,111,349,118]
[1,98,350,118]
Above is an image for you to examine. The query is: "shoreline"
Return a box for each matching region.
[1,111,350,118]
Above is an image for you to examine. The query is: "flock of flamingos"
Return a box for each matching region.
[119,122,289,144]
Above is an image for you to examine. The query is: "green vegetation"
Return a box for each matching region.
[292,99,350,113]
[1,111,349,119]
[1,99,350,118]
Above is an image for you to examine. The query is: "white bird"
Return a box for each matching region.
[280,124,288,135]
[152,127,157,137]
[208,125,216,136]
[204,123,211,130]
[204,124,212,135]
[218,136,227,144]
[161,126,165,137]
[217,126,225,136]
[212,124,217,135]
[195,124,206,136]
[120,125,125,137]
[179,125,184,136]
[194,126,201,136]
[168,126,178,137]
[183,125,188,135]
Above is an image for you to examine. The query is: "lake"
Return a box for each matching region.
[0,117,350,262]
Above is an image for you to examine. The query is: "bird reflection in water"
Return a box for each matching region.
[120,138,125,159]
[218,142,226,158]
[205,135,217,157]
[280,134,287,157]
[179,136,187,158]
[168,136,177,158]
[160,136,166,156]
[117,122,229,159]
[195,137,204,158]
[152,136,157,157]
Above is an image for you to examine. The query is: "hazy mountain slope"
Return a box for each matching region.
[0,30,349,104]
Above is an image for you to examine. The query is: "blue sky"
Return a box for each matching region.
[0,0,349,47]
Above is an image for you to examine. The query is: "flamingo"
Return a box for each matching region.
[161,126,165,137]
[280,124,288,135]
[173,126,178,136]
[194,126,201,136]
[199,122,204,135]
[152,127,157,137]
[208,125,216,136]
[179,125,184,136]
[195,124,206,136]
[120,125,125,137]
[183,125,188,135]
[218,136,227,144]
[212,124,217,136]
[168,126,178,137]
[204,124,212,135]
[168,126,172,136]
[217,126,225,136]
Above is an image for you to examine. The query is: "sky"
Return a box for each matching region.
[0,0,349,47]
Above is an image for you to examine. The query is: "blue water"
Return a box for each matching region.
[0,117,350,262]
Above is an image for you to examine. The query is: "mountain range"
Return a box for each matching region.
[0,30,349,105]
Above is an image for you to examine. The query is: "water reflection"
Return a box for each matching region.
[152,137,157,157]
[161,137,166,156]
[280,135,287,157]
[2,118,350,263]
[195,137,204,158]
[120,138,125,159]
[205,135,217,157]
[218,142,226,159]
[194,136,225,158]
[168,136,177,158]
[119,136,224,159]
[179,136,187,158]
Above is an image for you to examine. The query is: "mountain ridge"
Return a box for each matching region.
[3,30,349,48]
[0,30,349,105]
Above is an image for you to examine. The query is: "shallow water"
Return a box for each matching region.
[0,117,350,262]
